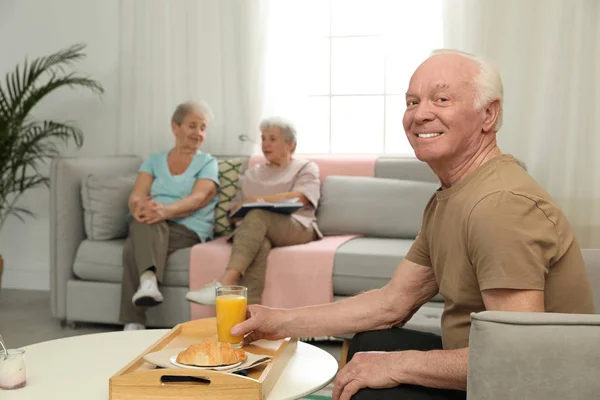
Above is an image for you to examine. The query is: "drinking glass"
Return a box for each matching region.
[0,349,26,390]
[215,285,247,348]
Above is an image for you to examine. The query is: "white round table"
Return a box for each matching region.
[2,330,338,400]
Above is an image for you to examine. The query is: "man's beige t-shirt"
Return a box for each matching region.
[405,154,595,350]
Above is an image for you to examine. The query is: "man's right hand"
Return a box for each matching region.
[230,304,290,345]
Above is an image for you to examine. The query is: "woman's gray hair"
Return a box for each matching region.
[171,100,214,125]
[430,49,504,132]
[259,117,297,144]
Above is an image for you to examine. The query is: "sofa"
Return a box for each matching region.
[50,154,444,329]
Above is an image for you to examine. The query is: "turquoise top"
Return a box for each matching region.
[139,151,219,242]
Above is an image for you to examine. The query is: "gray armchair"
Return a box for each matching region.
[467,249,600,400]
[468,311,600,399]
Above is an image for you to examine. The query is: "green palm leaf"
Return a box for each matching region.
[0,43,104,231]
[8,207,36,223]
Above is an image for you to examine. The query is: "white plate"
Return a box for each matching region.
[169,356,243,371]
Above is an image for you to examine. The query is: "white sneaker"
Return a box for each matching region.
[132,279,164,307]
[123,322,146,331]
[185,281,222,305]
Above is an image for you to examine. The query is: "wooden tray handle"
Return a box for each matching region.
[110,368,262,400]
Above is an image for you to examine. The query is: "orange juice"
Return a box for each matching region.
[215,294,247,345]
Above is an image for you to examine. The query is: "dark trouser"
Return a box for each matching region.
[119,220,199,324]
[347,328,467,400]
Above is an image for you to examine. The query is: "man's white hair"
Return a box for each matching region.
[430,49,503,132]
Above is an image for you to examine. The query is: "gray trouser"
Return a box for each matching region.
[119,219,199,324]
[228,209,318,304]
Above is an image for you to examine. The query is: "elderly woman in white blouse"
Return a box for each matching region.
[186,117,321,305]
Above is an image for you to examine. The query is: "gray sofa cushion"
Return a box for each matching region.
[72,239,191,286]
[317,176,438,238]
[404,304,443,335]
[332,237,414,295]
[81,174,136,240]
[332,237,445,302]
[374,157,438,182]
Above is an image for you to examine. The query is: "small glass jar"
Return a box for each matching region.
[0,349,26,390]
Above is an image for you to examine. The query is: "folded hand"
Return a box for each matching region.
[132,196,152,223]
[139,201,171,224]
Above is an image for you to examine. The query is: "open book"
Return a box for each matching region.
[230,198,303,219]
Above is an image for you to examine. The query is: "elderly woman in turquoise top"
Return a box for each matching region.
[119,101,220,331]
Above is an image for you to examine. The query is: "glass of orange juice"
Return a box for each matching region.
[215,285,247,348]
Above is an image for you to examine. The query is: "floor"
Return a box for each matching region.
[0,288,342,363]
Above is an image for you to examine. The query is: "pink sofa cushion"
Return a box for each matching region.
[190,235,357,320]
[248,155,376,181]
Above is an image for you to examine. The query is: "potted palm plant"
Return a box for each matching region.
[0,43,104,287]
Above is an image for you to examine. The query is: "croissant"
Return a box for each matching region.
[176,339,247,366]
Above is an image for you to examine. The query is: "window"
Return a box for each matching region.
[263,0,444,155]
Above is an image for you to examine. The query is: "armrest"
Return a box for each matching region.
[582,248,600,311]
[467,311,600,400]
[49,155,142,319]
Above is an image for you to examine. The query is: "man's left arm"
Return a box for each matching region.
[333,289,544,400]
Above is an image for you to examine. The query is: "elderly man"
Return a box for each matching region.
[231,49,595,400]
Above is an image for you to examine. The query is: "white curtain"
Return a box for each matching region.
[444,0,600,247]
[118,0,269,158]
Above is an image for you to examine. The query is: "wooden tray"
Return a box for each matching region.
[109,318,297,400]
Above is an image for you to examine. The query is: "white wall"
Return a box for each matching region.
[0,0,121,289]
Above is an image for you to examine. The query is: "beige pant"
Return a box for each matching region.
[119,219,199,324]
[228,209,318,304]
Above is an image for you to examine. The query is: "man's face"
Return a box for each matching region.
[403,54,486,164]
